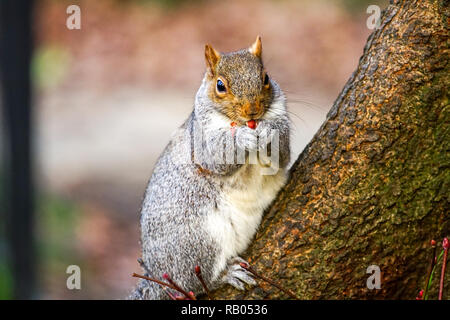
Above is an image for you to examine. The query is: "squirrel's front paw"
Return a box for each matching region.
[222,257,256,290]
[236,127,258,151]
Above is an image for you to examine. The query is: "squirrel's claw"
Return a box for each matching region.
[222,257,257,290]
[224,274,246,291]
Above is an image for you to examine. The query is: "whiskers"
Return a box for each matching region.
[283,89,328,111]
[267,91,329,139]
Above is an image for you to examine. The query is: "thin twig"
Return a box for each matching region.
[195,265,213,300]
[240,262,300,300]
[132,273,178,292]
[137,258,174,300]
[163,273,196,300]
[426,249,445,298]
[424,240,437,300]
[132,273,195,300]
[438,238,449,300]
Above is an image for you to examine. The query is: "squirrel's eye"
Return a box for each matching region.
[264,73,270,86]
[216,79,226,93]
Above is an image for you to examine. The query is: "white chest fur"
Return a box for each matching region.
[205,165,287,280]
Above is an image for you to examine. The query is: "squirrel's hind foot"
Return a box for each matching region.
[222,257,256,290]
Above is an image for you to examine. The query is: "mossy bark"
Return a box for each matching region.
[214,0,449,299]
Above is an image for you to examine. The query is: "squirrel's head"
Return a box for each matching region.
[203,36,277,124]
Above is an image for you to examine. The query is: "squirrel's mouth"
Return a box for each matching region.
[234,117,259,125]
[239,111,265,123]
[242,112,264,121]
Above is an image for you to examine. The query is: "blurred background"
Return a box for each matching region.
[0,0,388,299]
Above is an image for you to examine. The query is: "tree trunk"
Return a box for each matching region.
[214,0,449,299]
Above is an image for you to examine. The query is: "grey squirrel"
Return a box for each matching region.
[129,36,290,299]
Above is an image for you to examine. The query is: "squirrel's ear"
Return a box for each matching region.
[249,35,262,58]
[205,44,221,76]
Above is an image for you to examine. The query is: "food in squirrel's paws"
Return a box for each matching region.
[247,120,257,129]
[230,120,257,130]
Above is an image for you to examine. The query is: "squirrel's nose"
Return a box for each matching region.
[243,102,262,119]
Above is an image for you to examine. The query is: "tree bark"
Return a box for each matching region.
[214,0,449,299]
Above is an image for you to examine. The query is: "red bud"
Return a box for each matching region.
[443,237,449,250]
[162,273,169,280]
[416,290,424,300]
[431,239,436,246]
[247,120,256,130]
[195,265,201,274]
